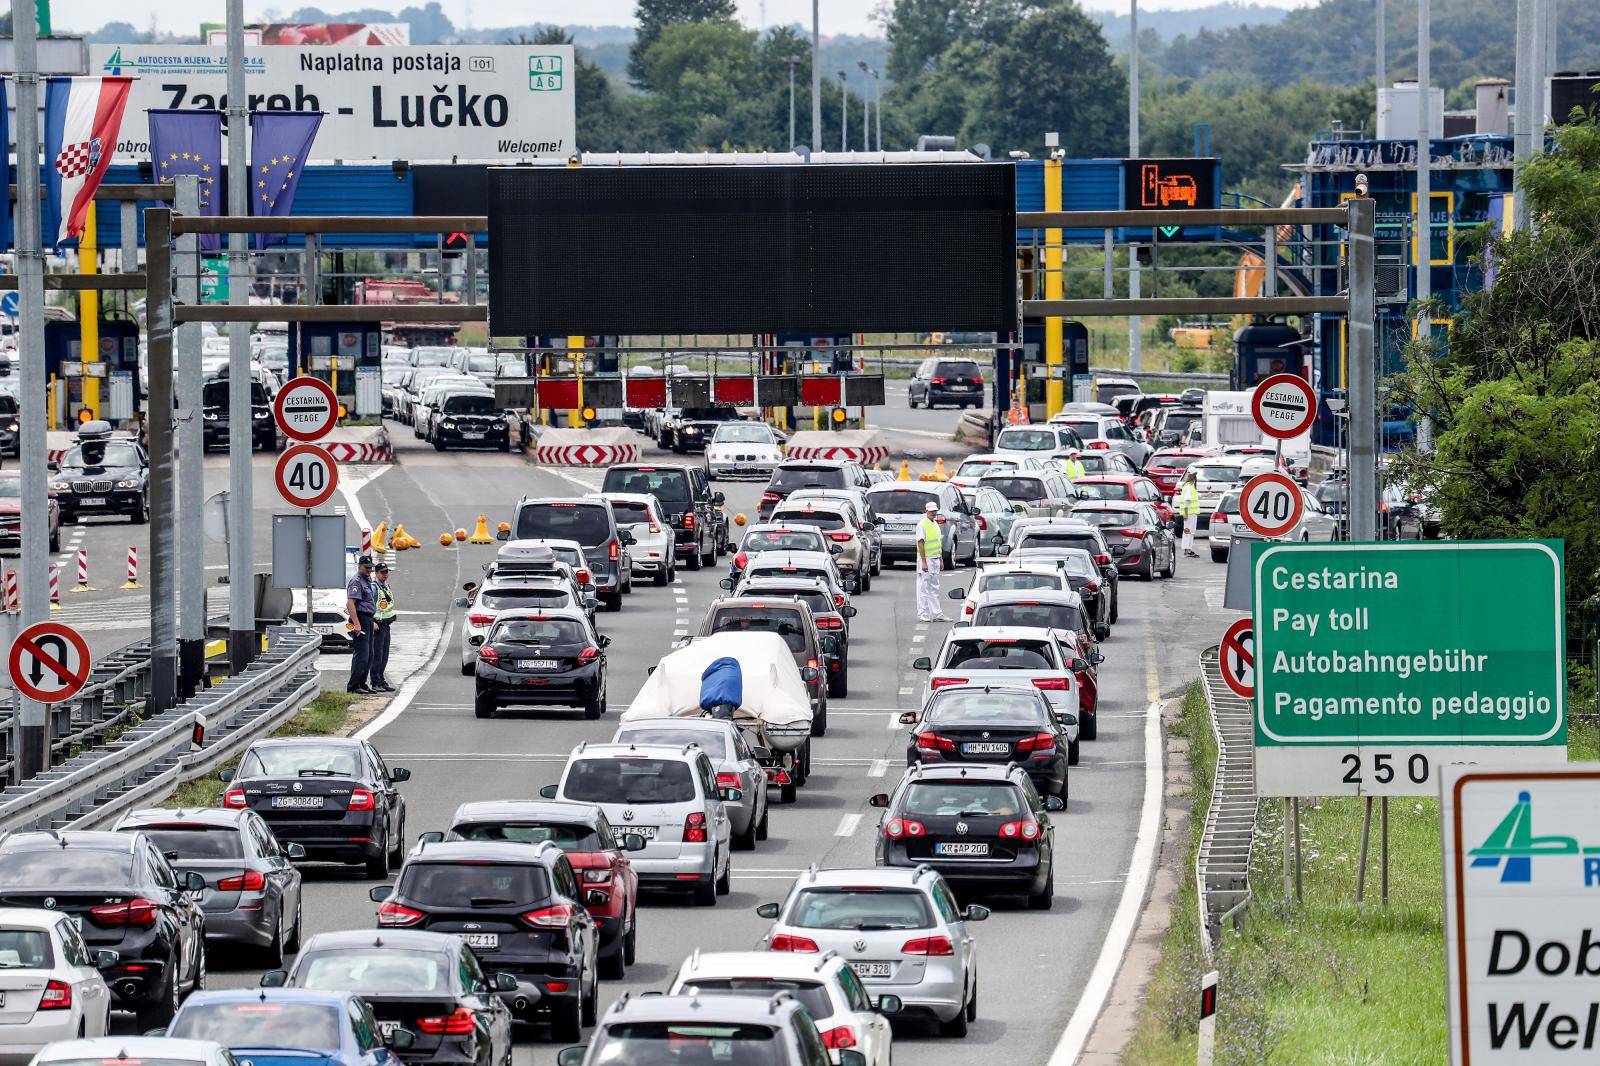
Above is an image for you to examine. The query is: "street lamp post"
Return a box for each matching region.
[858,61,880,151]
[810,0,821,154]
[785,56,801,150]
[838,71,848,152]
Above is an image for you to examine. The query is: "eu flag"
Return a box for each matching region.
[249,110,324,250]
[147,109,223,252]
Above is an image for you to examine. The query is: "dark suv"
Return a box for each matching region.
[758,459,868,522]
[0,830,206,1028]
[49,424,149,524]
[661,405,742,453]
[909,357,985,409]
[508,497,635,610]
[370,840,599,1041]
[601,464,724,571]
[202,377,277,452]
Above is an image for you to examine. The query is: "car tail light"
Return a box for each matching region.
[733,551,748,569]
[467,612,495,626]
[769,933,820,952]
[884,818,926,839]
[1121,528,1148,539]
[577,646,600,665]
[1089,441,1110,450]
[477,645,499,665]
[1082,580,1100,593]
[806,658,819,672]
[819,1025,858,1049]
[998,819,1043,841]
[716,771,742,790]
[544,981,570,994]
[963,602,975,616]
[649,524,662,534]
[915,732,955,753]
[684,512,697,531]
[935,515,947,525]
[827,531,853,542]
[609,539,620,561]
[683,812,707,843]
[833,594,846,609]
[1094,553,1110,565]
[39,979,71,1010]
[416,1009,477,1035]
[217,870,265,892]
[901,935,954,956]
[761,492,780,505]
[348,788,377,811]
[976,515,988,530]
[1014,731,1058,752]
[930,376,948,384]
[1212,512,1226,525]
[581,868,613,884]
[1032,677,1070,691]
[89,899,159,928]
[222,788,247,809]
[929,676,966,689]
[377,900,424,927]
[815,615,843,630]
[521,903,576,928]
[575,568,591,585]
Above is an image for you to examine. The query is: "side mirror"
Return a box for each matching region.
[876,994,903,1015]
[387,1029,417,1051]
[462,582,476,592]
[1071,658,1089,672]
[947,587,966,599]
[963,904,992,921]
[756,901,783,919]
[1055,711,1079,726]
[1092,652,1105,665]
[1012,502,1027,514]
[911,656,932,671]
[749,746,771,761]
[598,635,612,648]
[1095,623,1110,640]
[494,973,519,992]
[184,870,206,892]
[390,767,411,783]
[718,578,734,590]
[368,885,394,903]
[144,1027,168,1038]
[260,969,288,987]
[453,596,471,608]
[839,1052,867,1066]
[285,843,306,859]
[540,784,559,799]
[623,833,648,852]
[898,711,919,725]
[556,1049,588,1066]
[867,793,890,808]
[719,787,744,802]
[829,544,843,555]
[584,595,599,609]
[495,528,510,541]
[95,949,120,969]
[217,768,235,783]
[840,604,857,618]
[418,831,444,845]
[1044,795,1066,812]
[800,666,819,683]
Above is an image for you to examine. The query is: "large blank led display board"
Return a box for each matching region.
[488,163,1017,336]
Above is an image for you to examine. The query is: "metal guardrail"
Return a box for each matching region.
[1196,644,1259,959]
[0,628,321,835]
[0,638,157,786]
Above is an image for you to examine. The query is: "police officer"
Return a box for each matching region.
[916,500,949,622]
[1176,470,1202,557]
[1059,449,1087,480]
[346,555,378,694]
[369,563,397,693]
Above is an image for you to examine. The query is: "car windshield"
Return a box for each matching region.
[789,887,933,931]
[926,688,1048,725]
[491,618,587,645]
[1076,454,1125,474]
[902,782,1026,818]
[565,758,697,804]
[1218,493,1241,515]
[971,602,1085,633]
[771,466,845,492]
[713,424,773,444]
[411,348,454,366]
[982,477,1046,503]
[1318,482,1348,503]
[137,825,246,860]
[1071,510,1143,528]
[240,744,360,779]
[1150,454,1202,471]
[479,587,570,610]
[591,1023,782,1065]
[203,381,270,406]
[1074,482,1131,501]
[0,848,133,888]
[62,442,141,468]
[709,608,807,652]
[398,861,549,908]
[442,394,496,414]
[944,639,1053,669]
[996,429,1056,451]
[1013,550,1096,576]
[934,360,982,377]
[617,728,732,759]
[515,504,612,546]
[453,822,602,852]
[608,500,655,524]
[0,929,51,968]
[170,1001,342,1050]
[745,586,832,617]
[742,530,826,553]
[677,979,833,1022]
[602,468,692,502]
[772,509,845,532]
[681,408,737,421]
[749,564,829,585]
[1195,465,1242,485]
[295,948,449,994]
[956,459,1014,477]
[1018,533,1099,554]
[464,354,496,373]
[980,572,1062,593]
[49,1062,203,1066]
[1161,412,1201,433]
[867,488,941,513]
[1063,419,1105,440]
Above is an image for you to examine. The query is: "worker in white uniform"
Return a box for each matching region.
[916,500,949,622]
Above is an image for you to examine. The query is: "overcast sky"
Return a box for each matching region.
[66,0,1319,39]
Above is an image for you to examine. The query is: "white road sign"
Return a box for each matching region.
[1442,766,1600,1064]
[1251,373,1317,440]
[91,44,576,163]
[274,375,339,442]
[275,444,339,509]
[1237,472,1303,539]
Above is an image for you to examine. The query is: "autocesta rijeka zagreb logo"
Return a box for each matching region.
[1469,789,1600,884]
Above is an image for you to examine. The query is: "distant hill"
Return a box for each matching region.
[1088,1,1289,48]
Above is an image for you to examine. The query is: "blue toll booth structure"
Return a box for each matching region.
[44,317,142,424]
[295,323,384,416]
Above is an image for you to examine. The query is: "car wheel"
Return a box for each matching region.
[135,959,179,1031]
[1109,590,1119,624]
[623,920,638,965]
[733,815,757,852]
[813,700,827,738]
[604,592,622,612]
[942,545,953,570]
[653,568,669,587]
[756,805,770,841]
[130,495,149,524]
[1210,545,1229,563]
[860,568,872,592]
[391,814,406,864]
[1030,868,1056,909]
[938,992,970,1038]
[870,551,881,576]
[551,993,584,1043]
[1140,553,1155,581]
[581,973,598,1027]
[474,693,496,719]
[461,657,474,676]
[365,835,390,879]
[284,898,302,953]
[261,908,285,968]
[1068,739,1080,766]
[715,854,731,895]
[686,546,702,571]
[192,941,207,992]
[779,780,797,804]
[583,689,605,721]
[700,538,715,568]
[908,392,919,409]
[1082,711,1098,741]
[693,878,718,907]
[49,527,60,553]
[600,939,626,980]
[827,660,848,699]
[967,979,979,1020]
[432,437,446,451]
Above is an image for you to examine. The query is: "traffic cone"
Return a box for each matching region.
[391,523,412,551]
[371,522,390,554]
[898,460,912,481]
[469,514,494,544]
[439,532,454,547]
[931,457,949,482]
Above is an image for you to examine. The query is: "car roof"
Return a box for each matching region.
[299,929,464,952]
[1072,501,1144,512]
[408,840,561,865]
[903,761,1022,783]
[570,742,705,762]
[747,551,833,566]
[451,799,605,827]
[676,950,843,982]
[798,865,939,889]
[978,469,1047,480]
[970,587,1084,608]
[602,492,661,506]
[977,562,1067,577]
[738,578,831,596]
[611,462,692,473]
[1,830,136,853]
[491,606,589,622]
[745,522,823,534]
[617,718,738,738]
[119,807,251,829]
[943,625,1059,641]
[778,458,851,469]
[1075,474,1138,484]
[712,596,812,613]
[183,987,354,1009]
[518,496,612,507]
[1014,516,1095,529]
[0,906,77,929]
[34,1038,227,1061]
[600,990,803,1026]
[251,736,362,750]
[772,500,850,516]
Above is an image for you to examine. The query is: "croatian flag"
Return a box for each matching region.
[44,76,134,247]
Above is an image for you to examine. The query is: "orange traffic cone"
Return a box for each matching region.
[469,514,494,544]
[370,522,390,554]
[898,460,912,481]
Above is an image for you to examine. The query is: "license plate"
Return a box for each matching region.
[935,842,990,857]
[627,825,659,840]
[963,742,1010,755]
[852,961,893,978]
[462,431,485,440]
[888,523,914,532]
[379,1021,399,1038]
[80,496,106,506]
[314,624,335,635]
[271,795,325,809]
[516,658,559,670]
[463,933,500,949]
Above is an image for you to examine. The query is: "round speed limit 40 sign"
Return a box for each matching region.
[275,443,339,509]
[1238,472,1303,539]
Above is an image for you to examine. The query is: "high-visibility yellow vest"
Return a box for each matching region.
[374,582,398,622]
[1060,458,1086,479]
[918,516,943,559]
[1177,483,1202,516]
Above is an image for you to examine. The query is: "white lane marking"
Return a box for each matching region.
[545,468,604,493]
[889,426,961,441]
[886,713,903,729]
[910,634,925,644]
[1048,633,1165,1066]
[733,874,812,880]
[897,687,914,696]
[833,813,862,837]
[337,466,389,533]
[868,759,889,777]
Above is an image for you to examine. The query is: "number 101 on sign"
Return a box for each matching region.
[1260,745,1555,798]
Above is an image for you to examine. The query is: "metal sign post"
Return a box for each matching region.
[226,0,256,673]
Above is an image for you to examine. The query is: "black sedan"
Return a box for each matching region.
[115,806,306,966]
[48,426,149,524]
[266,929,516,1066]
[474,609,609,721]
[0,830,206,1028]
[221,737,410,879]
[1069,501,1177,579]
[871,764,1062,909]
[429,391,511,452]
[899,684,1071,800]
[202,377,277,452]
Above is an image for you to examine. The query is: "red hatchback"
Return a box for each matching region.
[1144,449,1212,498]
[1071,474,1174,524]
[0,472,61,552]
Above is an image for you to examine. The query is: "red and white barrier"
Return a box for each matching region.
[122,545,142,589]
[527,429,641,467]
[324,441,394,463]
[72,548,93,592]
[361,527,372,554]
[784,430,891,468]
[48,564,60,609]
[3,569,17,612]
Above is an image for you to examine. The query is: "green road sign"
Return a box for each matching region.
[200,255,229,304]
[1253,540,1567,797]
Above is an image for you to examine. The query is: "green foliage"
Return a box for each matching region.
[629,0,739,89]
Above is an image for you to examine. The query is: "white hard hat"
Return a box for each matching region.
[924,501,939,512]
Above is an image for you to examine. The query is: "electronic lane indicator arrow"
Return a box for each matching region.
[1251,373,1317,440]
[8,620,92,704]
[1220,617,1255,700]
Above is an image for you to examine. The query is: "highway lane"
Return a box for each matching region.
[203,427,1227,1066]
[870,377,973,441]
